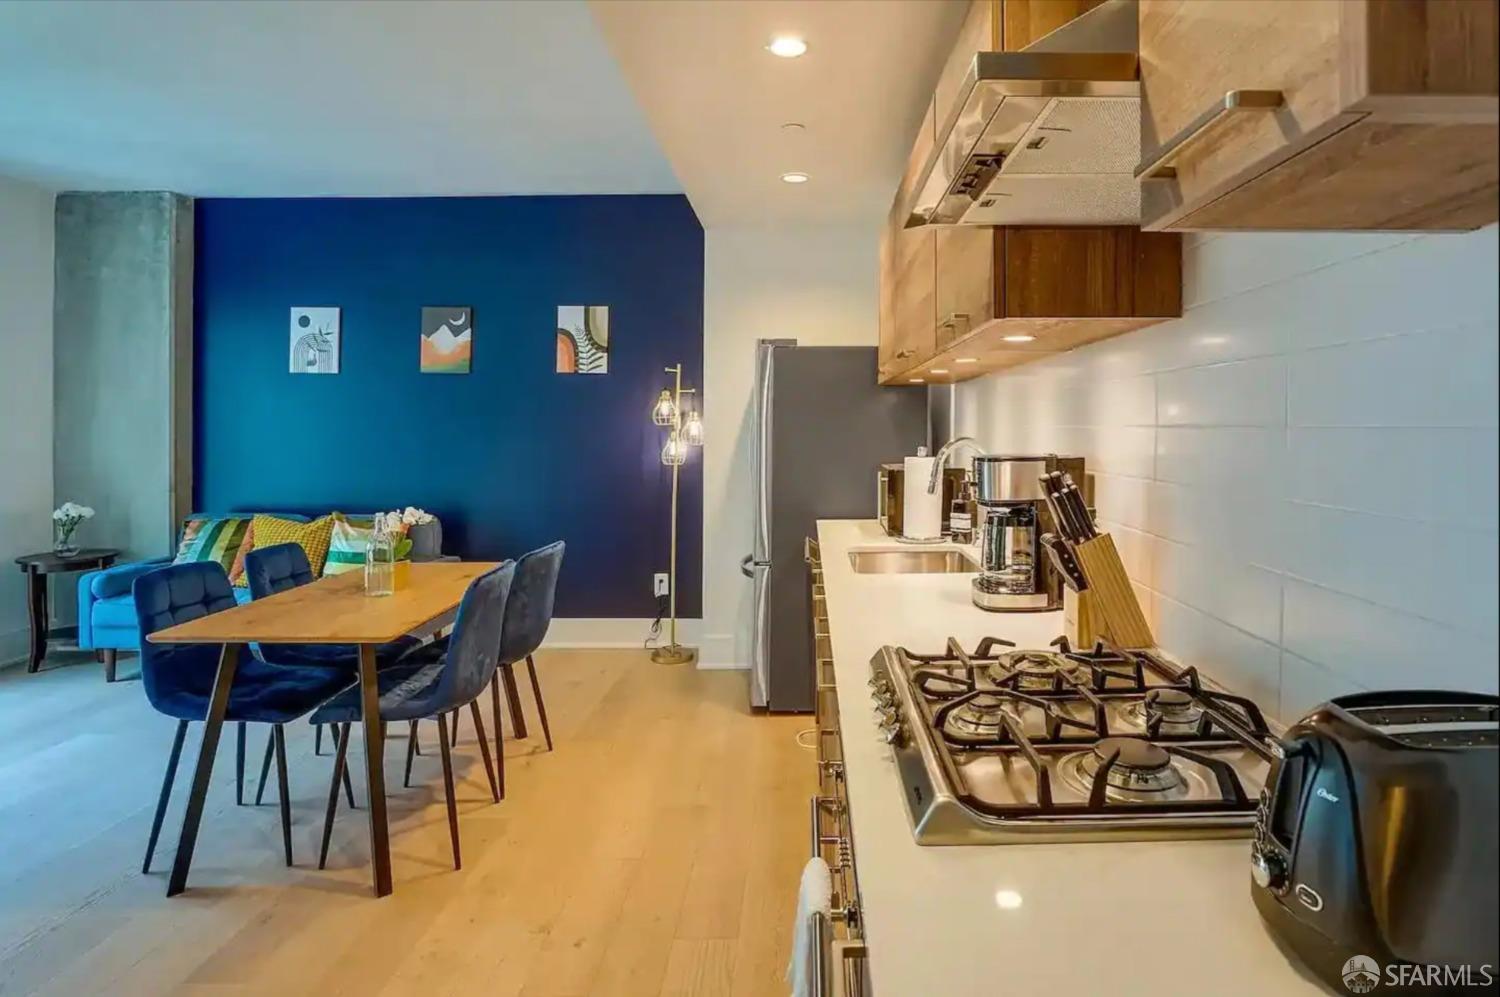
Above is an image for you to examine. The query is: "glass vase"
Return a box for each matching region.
[364,525,396,597]
[54,522,81,558]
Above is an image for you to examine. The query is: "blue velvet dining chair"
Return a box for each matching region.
[435,541,566,762]
[241,542,425,802]
[309,560,516,871]
[133,561,355,875]
[489,541,565,756]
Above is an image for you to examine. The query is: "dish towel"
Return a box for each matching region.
[786,856,833,997]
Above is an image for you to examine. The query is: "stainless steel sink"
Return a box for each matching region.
[848,549,976,574]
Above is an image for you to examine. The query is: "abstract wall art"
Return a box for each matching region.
[556,305,609,374]
[289,306,340,374]
[420,306,473,373]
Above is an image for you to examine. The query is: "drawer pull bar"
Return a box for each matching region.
[1136,89,1284,180]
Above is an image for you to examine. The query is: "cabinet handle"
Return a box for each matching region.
[1136,89,1284,180]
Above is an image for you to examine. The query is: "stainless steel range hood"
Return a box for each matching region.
[905,0,1141,228]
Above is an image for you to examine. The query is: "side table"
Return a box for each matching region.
[14,549,121,680]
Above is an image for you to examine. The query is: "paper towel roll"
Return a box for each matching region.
[902,455,943,540]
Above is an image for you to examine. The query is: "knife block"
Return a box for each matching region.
[1070,534,1155,648]
[1063,587,1104,648]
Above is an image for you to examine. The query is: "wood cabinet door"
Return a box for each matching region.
[1003,0,1106,50]
[935,226,997,351]
[877,214,897,372]
[886,226,937,381]
[1138,0,1353,230]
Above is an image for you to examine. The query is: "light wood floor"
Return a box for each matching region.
[0,649,815,996]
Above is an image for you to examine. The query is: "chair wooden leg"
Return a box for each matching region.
[413,719,422,755]
[254,729,275,805]
[102,649,118,683]
[489,677,506,797]
[435,713,461,870]
[500,662,528,738]
[525,654,553,752]
[235,722,247,805]
[315,724,324,756]
[449,709,461,746]
[468,701,500,803]
[341,737,357,810]
[319,722,352,869]
[403,721,418,788]
[143,720,190,874]
[273,725,293,866]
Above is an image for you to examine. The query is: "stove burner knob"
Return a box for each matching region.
[1250,847,1287,893]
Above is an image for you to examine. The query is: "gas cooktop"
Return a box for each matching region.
[869,637,1280,844]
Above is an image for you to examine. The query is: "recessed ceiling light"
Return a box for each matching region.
[995,889,1024,910]
[780,171,810,184]
[767,35,808,58]
[781,122,806,133]
[1003,334,1036,343]
[929,368,948,374]
[954,357,979,364]
[908,377,925,384]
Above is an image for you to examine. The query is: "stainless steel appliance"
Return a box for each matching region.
[744,341,927,711]
[877,463,966,539]
[905,0,1143,228]
[968,454,1086,612]
[1250,691,1499,992]
[869,636,1279,844]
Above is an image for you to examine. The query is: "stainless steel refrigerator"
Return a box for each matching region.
[743,341,928,711]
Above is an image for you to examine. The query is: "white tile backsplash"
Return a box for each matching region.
[953,225,1500,722]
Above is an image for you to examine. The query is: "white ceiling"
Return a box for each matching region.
[0,0,681,197]
[590,0,966,227]
[0,0,962,227]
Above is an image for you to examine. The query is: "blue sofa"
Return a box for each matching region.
[78,511,443,679]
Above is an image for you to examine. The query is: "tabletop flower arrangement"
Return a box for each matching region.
[52,501,95,557]
[365,507,436,594]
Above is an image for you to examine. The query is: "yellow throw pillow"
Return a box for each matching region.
[248,514,336,578]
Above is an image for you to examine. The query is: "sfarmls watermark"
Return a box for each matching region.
[1342,955,1496,993]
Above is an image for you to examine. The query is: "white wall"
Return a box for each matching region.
[954,227,1499,721]
[700,224,880,667]
[0,176,56,664]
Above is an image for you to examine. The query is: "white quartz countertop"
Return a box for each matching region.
[816,519,1329,997]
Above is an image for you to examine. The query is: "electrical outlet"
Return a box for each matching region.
[654,573,670,597]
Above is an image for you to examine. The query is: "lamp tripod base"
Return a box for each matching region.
[650,643,697,666]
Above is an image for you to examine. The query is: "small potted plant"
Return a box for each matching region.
[52,501,95,557]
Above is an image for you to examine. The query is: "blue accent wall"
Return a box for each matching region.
[194,195,703,618]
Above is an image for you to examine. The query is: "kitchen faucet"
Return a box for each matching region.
[927,436,986,493]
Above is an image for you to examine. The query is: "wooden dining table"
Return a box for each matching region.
[148,560,500,898]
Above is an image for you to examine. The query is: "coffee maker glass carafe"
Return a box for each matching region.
[979,503,1038,595]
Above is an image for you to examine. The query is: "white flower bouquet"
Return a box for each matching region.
[52,501,95,555]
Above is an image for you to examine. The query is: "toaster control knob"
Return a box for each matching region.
[1251,847,1287,892]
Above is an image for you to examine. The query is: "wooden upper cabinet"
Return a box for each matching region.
[879,226,1181,385]
[1138,0,1499,231]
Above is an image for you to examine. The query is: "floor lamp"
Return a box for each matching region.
[650,363,703,665]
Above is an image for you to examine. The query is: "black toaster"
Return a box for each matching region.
[1250,690,1499,993]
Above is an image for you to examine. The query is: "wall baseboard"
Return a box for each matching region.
[541,619,748,670]
[0,625,29,670]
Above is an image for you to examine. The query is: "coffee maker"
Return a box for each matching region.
[970,454,1087,612]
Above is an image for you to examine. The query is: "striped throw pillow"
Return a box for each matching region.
[248,514,335,578]
[323,514,374,576]
[173,517,252,575]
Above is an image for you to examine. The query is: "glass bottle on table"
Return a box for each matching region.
[364,516,396,597]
